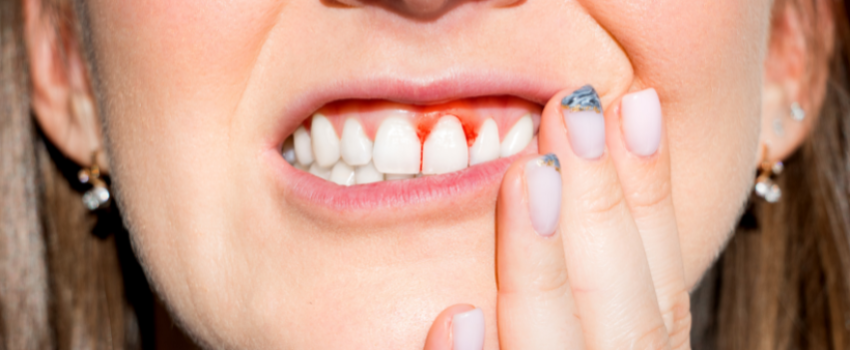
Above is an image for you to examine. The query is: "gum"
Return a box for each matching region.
[302,96,541,145]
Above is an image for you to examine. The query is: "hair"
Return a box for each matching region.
[0,0,153,349]
[2,0,850,349]
[690,0,850,349]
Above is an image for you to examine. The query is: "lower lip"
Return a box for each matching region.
[264,140,537,217]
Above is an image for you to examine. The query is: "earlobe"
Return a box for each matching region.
[24,0,108,172]
[758,0,834,164]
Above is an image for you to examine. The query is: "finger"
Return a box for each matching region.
[424,304,484,350]
[496,154,584,350]
[611,88,690,346]
[540,86,669,349]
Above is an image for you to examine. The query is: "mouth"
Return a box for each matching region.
[282,96,540,183]
[262,72,571,217]
[271,96,541,213]
[264,96,542,217]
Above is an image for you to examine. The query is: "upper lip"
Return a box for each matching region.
[268,66,571,146]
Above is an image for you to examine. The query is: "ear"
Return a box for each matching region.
[759,0,835,163]
[25,0,108,172]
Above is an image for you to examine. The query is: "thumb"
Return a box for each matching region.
[424,304,485,350]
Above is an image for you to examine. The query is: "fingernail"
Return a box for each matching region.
[621,88,662,157]
[525,154,562,237]
[562,85,605,159]
[452,307,485,350]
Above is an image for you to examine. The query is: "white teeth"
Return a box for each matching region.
[469,119,500,166]
[294,126,314,166]
[308,163,332,180]
[422,115,469,175]
[355,162,385,184]
[282,136,297,165]
[340,118,373,166]
[330,162,356,186]
[386,173,415,181]
[372,116,421,174]
[500,114,533,157]
[311,114,341,168]
[293,110,536,184]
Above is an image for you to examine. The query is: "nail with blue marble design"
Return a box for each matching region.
[538,153,561,172]
[561,85,602,113]
[562,85,605,159]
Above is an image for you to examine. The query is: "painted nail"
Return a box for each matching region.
[452,308,485,350]
[621,88,662,157]
[525,154,562,237]
[562,85,606,159]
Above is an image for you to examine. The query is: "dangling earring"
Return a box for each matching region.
[79,150,111,210]
[754,145,783,203]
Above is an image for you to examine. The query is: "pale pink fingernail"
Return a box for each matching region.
[452,308,484,350]
[621,88,662,157]
[525,154,562,237]
[562,85,605,159]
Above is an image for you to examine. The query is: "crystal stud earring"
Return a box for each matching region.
[790,102,806,121]
[79,150,110,211]
[754,146,783,203]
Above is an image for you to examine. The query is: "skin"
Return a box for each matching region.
[25,0,835,348]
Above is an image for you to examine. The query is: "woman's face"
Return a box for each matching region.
[85,0,770,348]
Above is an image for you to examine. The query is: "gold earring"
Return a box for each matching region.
[78,150,110,210]
[754,145,783,203]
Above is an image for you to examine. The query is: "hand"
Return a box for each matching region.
[424,87,691,350]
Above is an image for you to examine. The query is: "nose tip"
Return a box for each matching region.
[392,0,456,17]
[332,0,520,20]
[341,0,480,19]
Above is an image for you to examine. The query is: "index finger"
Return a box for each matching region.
[496,154,585,350]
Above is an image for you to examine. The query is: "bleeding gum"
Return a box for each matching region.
[302,96,541,146]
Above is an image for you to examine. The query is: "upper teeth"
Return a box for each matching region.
[340,118,373,166]
[500,115,533,158]
[422,115,468,175]
[373,116,422,175]
[284,113,534,185]
[468,118,501,166]
[293,126,314,166]
[311,114,341,168]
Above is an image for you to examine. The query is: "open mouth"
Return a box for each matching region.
[280,96,541,185]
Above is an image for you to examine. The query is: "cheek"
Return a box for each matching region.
[642,1,770,287]
[590,0,771,286]
[669,100,761,289]
[87,0,287,343]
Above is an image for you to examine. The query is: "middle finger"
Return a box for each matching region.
[539,86,669,349]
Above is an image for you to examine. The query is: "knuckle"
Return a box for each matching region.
[627,178,672,214]
[531,259,571,295]
[669,313,693,350]
[577,182,627,219]
[631,322,670,350]
[666,291,693,350]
